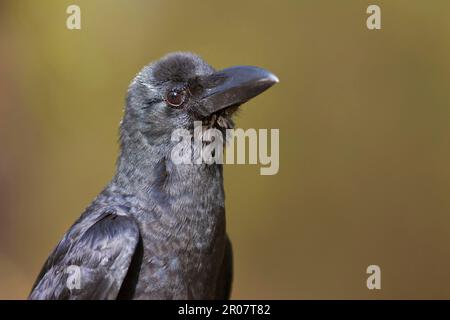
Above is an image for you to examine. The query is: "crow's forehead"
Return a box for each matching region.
[150,52,214,83]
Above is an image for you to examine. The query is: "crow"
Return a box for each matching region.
[29,52,278,300]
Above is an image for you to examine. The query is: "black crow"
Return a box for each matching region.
[29,52,278,299]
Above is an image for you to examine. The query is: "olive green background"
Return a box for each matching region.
[1,0,449,299]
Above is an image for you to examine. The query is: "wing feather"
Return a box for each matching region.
[29,212,140,300]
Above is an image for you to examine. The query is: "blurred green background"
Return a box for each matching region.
[1,0,450,299]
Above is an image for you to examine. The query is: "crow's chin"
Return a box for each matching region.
[205,104,240,130]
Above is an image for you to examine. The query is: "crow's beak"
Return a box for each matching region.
[197,66,279,117]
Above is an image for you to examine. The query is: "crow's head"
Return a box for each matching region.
[122,52,278,144]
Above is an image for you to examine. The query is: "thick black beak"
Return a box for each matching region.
[197,66,279,117]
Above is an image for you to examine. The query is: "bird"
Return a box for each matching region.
[29,52,278,300]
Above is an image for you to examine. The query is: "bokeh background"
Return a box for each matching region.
[0,0,450,299]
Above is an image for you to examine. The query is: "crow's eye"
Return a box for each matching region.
[166,88,187,107]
